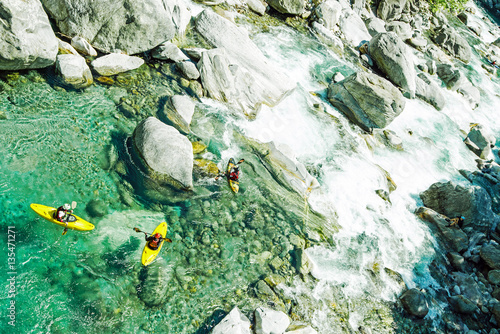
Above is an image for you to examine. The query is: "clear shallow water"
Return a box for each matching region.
[1,11,500,334]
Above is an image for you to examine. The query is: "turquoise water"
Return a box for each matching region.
[1,12,500,334]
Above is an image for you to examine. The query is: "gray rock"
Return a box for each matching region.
[176,61,200,80]
[311,22,344,53]
[385,21,412,40]
[247,0,267,15]
[161,95,196,134]
[41,0,175,55]
[267,0,304,15]
[152,42,189,62]
[447,252,467,272]
[426,44,451,63]
[212,307,252,334]
[415,207,469,253]
[294,248,313,275]
[436,63,479,109]
[377,0,408,22]
[327,71,405,132]
[195,10,295,119]
[431,24,472,63]
[400,288,428,318]
[132,117,193,190]
[71,36,97,57]
[488,269,500,285]
[254,280,286,311]
[183,48,207,62]
[415,73,445,110]
[314,0,343,30]
[365,17,387,37]
[452,271,483,306]
[420,181,499,232]
[457,12,482,36]
[369,32,416,98]
[255,307,290,334]
[338,9,371,47]
[492,302,500,324]
[55,54,94,89]
[91,53,144,76]
[480,243,500,270]
[465,125,496,159]
[164,0,191,37]
[0,0,58,70]
[448,295,479,314]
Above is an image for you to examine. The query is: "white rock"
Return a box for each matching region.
[165,0,192,37]
[71,36,97,57]
[246,0,267,15]
[161,95,196,134]
[338,9,371,47]
[57,38,79,56]
[311,22,344,53]
[152,42,189,62]
[314,0,343,30]
[91,53,144,76]
[55,54,93,89]
[176,61,200,80]
[211,307,252,334]
[255,307,290,334]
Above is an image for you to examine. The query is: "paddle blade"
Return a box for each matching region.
[62,228,68,236]
[71,201,77,209]
[133,228,141,233]
[166,238,173,243]
[238,159,245,164]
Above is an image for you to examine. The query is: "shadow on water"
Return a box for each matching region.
[192,309,227,334]
[102,236,140,275]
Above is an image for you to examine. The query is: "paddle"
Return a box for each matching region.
[133,227,172,243]
[62,202,77,236]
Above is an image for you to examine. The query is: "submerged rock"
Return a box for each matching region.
[327,71,405,132]
[55,54,94,89]
[195,9,295,118]
[211,307,252,334]
[137,259,173,307]
[41,0,175,54]
[0,0,58,70]
[91,53,145,76]
[132,117,193,190]
[369,32,416,98]
[400,288,429,318]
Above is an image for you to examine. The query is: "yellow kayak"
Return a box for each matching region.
[141,222,168,266]
[30,203,95,231]
[227,158,239,193]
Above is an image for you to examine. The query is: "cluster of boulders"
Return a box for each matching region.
[211,306,317,334]
[407,124,500,331]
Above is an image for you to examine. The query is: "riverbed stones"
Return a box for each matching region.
[285,326,318,334]
[41,0,175,54]
[254,280,286,311]
[0,0,58,70]
[369,32,416,98]
[194,9,295,118]
[247,0,267,15]
[420,181,499,232]
[55,54,94,89]
[91,53,145,76]
[294,248,313,275]
[212,307,252,334]
[400,288,429,318]
[328,71,405,132]
[132,117,193,190]
[255,307,290,334]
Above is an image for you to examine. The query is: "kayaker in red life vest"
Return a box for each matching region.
[55,203,72,222]
[146,233,164,250]
[229,165,240,181]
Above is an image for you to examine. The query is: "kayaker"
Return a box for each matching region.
[229,165,240,181]
[146,233,165,250]
[55,203,72,223]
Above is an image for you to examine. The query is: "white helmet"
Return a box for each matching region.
[63,203,71,210]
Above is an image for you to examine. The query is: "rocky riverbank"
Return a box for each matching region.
[2,0,500,333]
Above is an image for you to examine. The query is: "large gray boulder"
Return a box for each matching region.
[266,0,304,15]
[328,71,405,132]
[400,288,428,318]
[160,95,196,134]
[431,25,472,63]
[91,53,144,76]
[377,0,408,22]
[420,181,499,232]
[255,307,290,334]
[40,0,175,54]
[436,63,479,109]
[132,117,193,190]
[0,0,58,70]
[369,32,416,98]
[415,207,469,252]
[55,54,93,89]
[195,10,295,118]
[415,73,445,110]
[212,307,252,334]
[464,124,496,159]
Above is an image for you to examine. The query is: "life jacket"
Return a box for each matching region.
[148,238,160,249]
[229,171,239,181]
